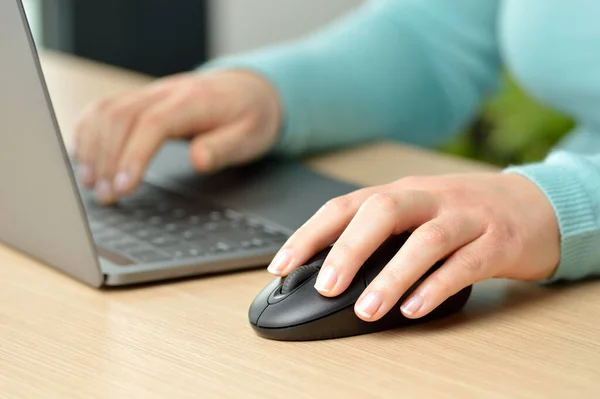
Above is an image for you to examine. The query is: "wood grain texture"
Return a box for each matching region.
[0,52,599,398]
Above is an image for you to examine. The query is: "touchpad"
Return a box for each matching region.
[146,141,359,231]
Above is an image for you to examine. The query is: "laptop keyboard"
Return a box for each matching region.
[80,182,289,264]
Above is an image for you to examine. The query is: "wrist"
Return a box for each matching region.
[201,67,284,154]
[503,161,600,283]
[500,172,561,281]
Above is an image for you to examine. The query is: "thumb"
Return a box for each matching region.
[189,118,260,173]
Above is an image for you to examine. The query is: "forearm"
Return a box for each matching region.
[203,0,503,156]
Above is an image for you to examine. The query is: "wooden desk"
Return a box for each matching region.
[1,52,599,398]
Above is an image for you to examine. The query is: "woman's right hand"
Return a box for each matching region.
[71,69,283,204]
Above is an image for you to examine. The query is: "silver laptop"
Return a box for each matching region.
[0,0,358,287]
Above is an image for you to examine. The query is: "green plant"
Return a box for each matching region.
[442,73,574,166]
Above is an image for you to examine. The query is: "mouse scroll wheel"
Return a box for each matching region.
[280,264,321,295]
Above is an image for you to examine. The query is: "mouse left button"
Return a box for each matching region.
[248,277,282,325]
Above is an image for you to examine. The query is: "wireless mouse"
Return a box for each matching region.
[248,232,472,341]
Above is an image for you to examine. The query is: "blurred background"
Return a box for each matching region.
[23,0,573,167]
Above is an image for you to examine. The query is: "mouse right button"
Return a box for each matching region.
[255,268,367,329]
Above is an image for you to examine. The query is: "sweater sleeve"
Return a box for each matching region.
[505,149,600,283]
[202,0,503,156]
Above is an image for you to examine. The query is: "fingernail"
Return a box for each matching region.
[267,250,291,275]
[96,180,113,203]
[113,172,131,194]
[401,295,423,316]
[79,164,94,186]
[314,266,337,293]
[355,291,383,319]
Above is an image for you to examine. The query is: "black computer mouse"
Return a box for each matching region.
[248,232,472,341]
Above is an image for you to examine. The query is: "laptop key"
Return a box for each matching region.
[181,227,208,241]
[110,235,141,249]
[214,241,232,252]
[129,248,170,263]
[93,228,122,243]
[101,214,127,226]
[164,223,180,233]
[224,209,243,220]
[150,235,180,248]
[204,222,219,231]
[209,211,224,221]
[133,227,163,240]
[88,220,103,232]
[166,245,204,259]
[187,215,204,225]
[118,221,146,233]
[147,216,163,226]
[172,208,187,218]
[131,209,150,219]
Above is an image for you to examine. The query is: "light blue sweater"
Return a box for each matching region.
[205,0,600,283]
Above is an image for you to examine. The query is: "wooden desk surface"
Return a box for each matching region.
[1,51,599,398]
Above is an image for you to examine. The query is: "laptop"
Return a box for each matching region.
[0,0,358,287]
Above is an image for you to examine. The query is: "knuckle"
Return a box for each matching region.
[106,104,133,124]
[333,241,354,258]
[381,264,409,289]
[456,250,483,275]
[79,136,100,161]
[82,99,112,121]
[74,101,109,133]
[139,111,163,127]
[128,150,150,167]
[367,193,398,213]
[484,226,505,242]
[103,151,121,173]
[479,204,497,217]
[385,265,404,283]
[426,272,453,297]
[240,108,262,131]
[397,175,422,187]
[323,196,355,216]
[484,222,517,246]
[486,225,520,264]
[72,116,89,135]
[191,80,219,101]
[419,222,449,247]
[93,98,112,112]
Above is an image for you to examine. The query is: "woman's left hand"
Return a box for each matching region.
[266,172,560,321]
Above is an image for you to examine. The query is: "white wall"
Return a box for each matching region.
[208,0,365,57]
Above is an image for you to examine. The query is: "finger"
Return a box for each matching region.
[189,115,260,173]
[354,215,484,321]
[94,89,171,203]
[72,78,185,192]
[96,89,168,190]
[399,236,501,319]
[111,87,212,200]
[72,99,109,188]
[314,191,438,297]
[266,187,382,276]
